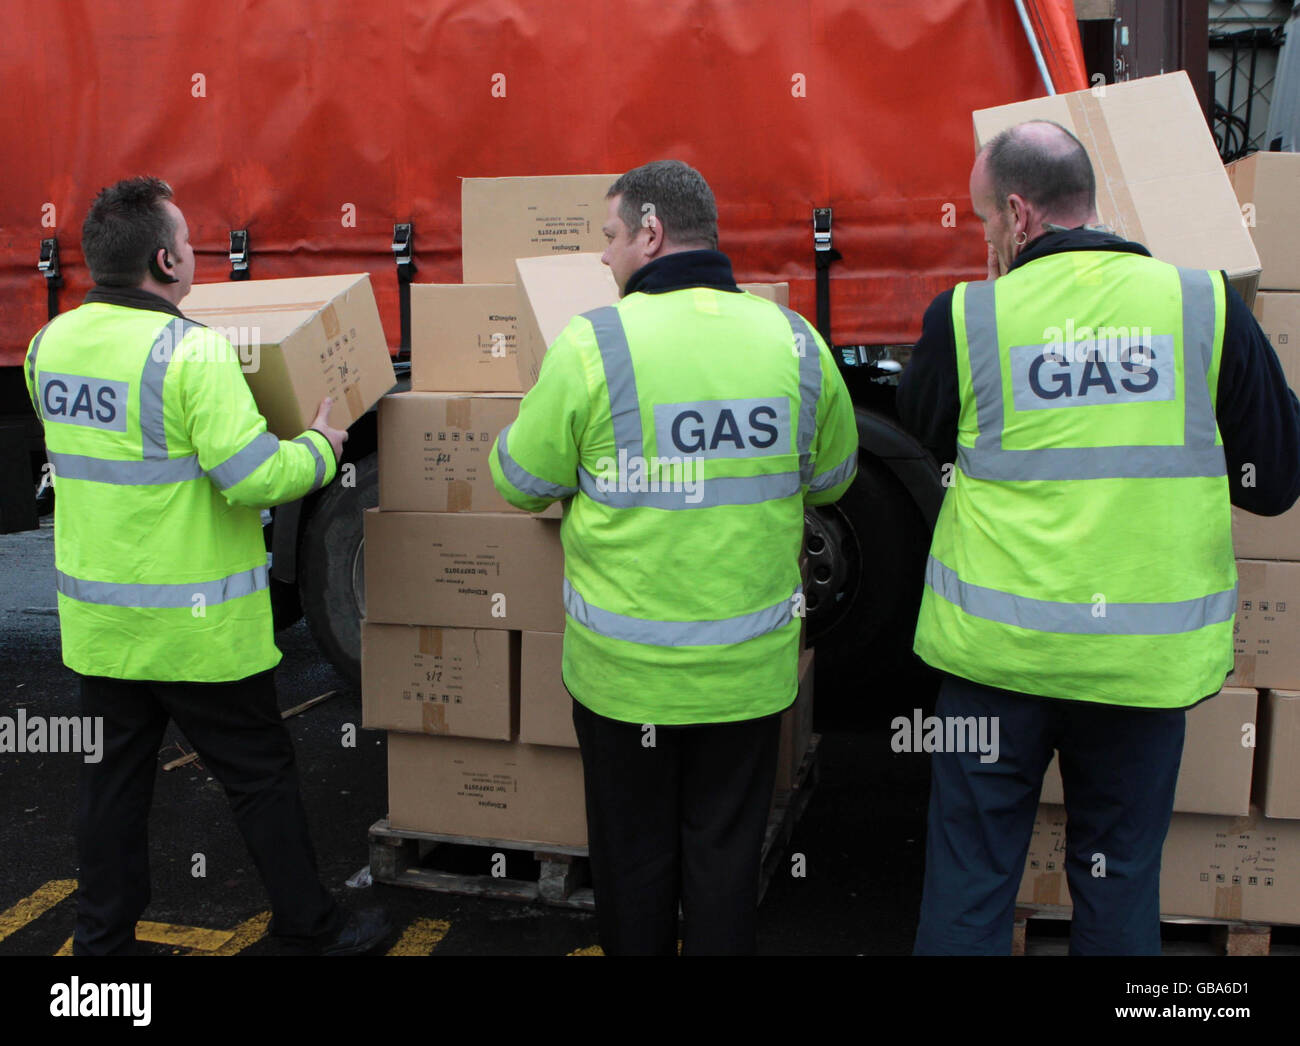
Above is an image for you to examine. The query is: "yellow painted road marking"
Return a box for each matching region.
[137,921,234,951]
[0,879,77,944]
[387,917,450,956]
[568,944,604,955]
[204,911,271,957]
[55,936,74,956]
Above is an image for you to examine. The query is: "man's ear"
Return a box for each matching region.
[641,214,664,255]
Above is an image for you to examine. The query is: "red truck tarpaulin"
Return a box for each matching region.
[0,0,1083,365]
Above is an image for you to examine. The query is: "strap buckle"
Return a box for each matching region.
[229,229,250,280]
[812,208,833,252]
[38,237,60,280]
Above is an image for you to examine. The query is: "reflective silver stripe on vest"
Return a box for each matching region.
[926,556,1236,636]
[780,306,823,484]
[958,269,1225,481]
[578,302,821,508]
[585,306,645,460]
[140,318,199,460]
[209,431,280,491]
[807,450,858,493]
[46,450,205,485]
[576,465,800,509]
[56,564,269,609]
[564,578,800,646]
[27,323,52,422]
[291,434,327,491]
[497,422,578,499]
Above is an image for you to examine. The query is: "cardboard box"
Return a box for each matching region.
[180,274,395,438]
[410,284,522,393]
[1232,504,1300,562]
[775,649,816,792]
[1039,686,1257,816]
[1073,0,1115,18]
[376,392,561,516]
[388,733,587,847]
[1230,559,1300,689]
[1253,291,1300,383]
[519,631,577,748]
[514,253,619,391]
[1227,152,1300,291]
[739,283,790,307]
[365,509,565,631]
[462,175,619,284]
[1018,803,1300,924]
[1256,689,1300,819]
[973,73,1262,305]
[362,624,517,740]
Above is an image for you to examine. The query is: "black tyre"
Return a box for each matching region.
[299,453,379,684]
[805,455,937,725]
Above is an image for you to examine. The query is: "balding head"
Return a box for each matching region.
[970,120,1100,275]
[981,120,1096,221]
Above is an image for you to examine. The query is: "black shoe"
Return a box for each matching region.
[319,907,392,956]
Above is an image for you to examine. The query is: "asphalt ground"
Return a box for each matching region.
[5,519,1295,1031]
[0,518,934,958]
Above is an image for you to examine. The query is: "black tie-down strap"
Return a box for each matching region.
[812,208,841,347]
[39,238,62,321]
[392,223,416,359]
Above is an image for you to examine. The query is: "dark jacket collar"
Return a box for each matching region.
[84,284,186,319]
[623,249,741,296]
[1008,227,1152,273]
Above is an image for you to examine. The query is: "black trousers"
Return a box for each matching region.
[571,697,782,956]
[74,670,341,955]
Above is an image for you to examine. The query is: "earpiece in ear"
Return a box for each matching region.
[148,246,179,285]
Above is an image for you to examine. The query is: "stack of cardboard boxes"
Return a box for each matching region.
[365,175,813,851]
[1016,150,1300,927]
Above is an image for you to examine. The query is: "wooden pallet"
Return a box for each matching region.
[1013,903,1286,956]
[367,733,821,911]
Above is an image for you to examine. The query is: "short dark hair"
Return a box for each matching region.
[607,160,719,250]
[982,121,1096,217]
[81,177,177,287]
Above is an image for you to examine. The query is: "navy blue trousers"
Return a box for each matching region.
[913,673,1186,956]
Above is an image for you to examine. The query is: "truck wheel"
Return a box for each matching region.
[299,453,378,684]
[804,456,935,722]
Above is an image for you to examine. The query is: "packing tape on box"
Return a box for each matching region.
[1230,655,1256,686]
[345,383,364,418]
[447,480,473,512]
[183,301,332,318]
[1065,92,1145,247]
[422,701,449,735]
[418,627,443,657]
[1214,885,1244,920]
[1032,871,1066,906]
[322,304,341,339]
[445,399,474,430]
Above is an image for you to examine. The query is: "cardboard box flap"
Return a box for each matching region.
[973,72,1261,284]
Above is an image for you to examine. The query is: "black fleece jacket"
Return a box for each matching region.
[623,249,741,296]
[896,228,1300,516]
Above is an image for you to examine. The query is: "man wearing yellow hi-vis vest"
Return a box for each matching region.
[491,161,858,955]
[26,177,388,956]
[899,122,1300,955]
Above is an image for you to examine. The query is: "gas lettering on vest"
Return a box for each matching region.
[38,373,130,431]
[1009,335,1175,411]
[653,397,790,460]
